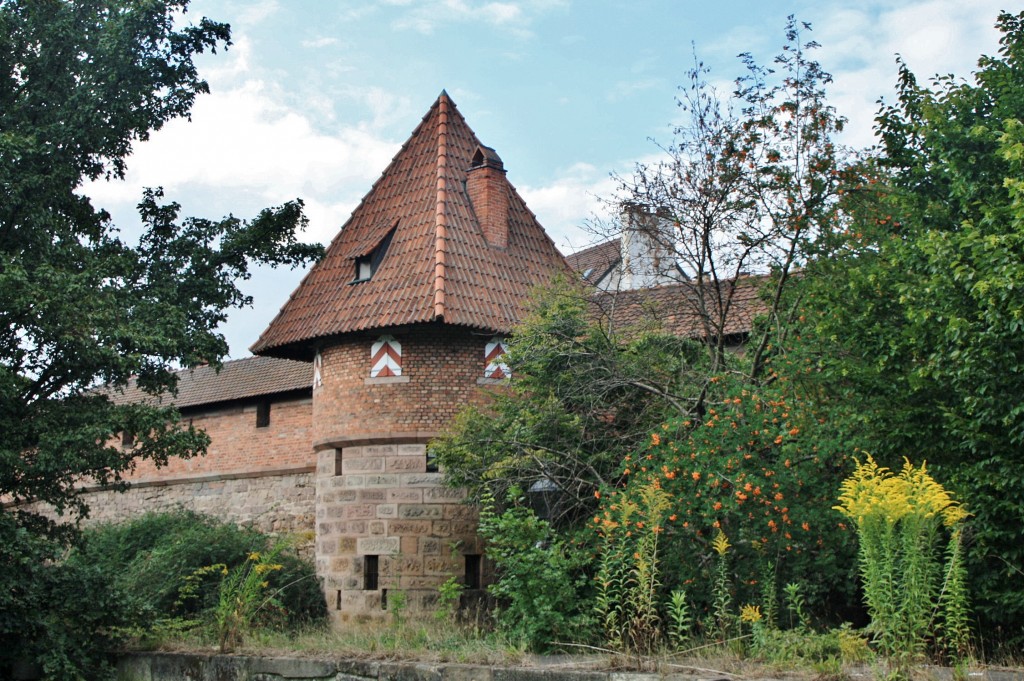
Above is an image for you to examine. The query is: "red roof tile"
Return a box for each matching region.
[251,92,572,360]
[566,239,621,286]
[104,356,312,409]
[592,275,767,339]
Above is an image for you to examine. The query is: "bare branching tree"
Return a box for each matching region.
[434,18,855,524]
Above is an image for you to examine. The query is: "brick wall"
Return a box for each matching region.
[128,394,314,482]
[466,164,509,249]
[313,327,492,448]
[312,326,499,620]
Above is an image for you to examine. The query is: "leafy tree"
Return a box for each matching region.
[434,278,699,524]
[0,0,321,532]
[796,10,1024,644]
[0,0,321,676]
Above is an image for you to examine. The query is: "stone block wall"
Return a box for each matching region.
[30,469,316,535]
[316,442,484,622]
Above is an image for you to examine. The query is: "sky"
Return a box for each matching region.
[82,0,1010,358]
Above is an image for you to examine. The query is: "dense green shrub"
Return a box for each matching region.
[478,491,595,650]
[0,514,132,680]
[68,510,327,629]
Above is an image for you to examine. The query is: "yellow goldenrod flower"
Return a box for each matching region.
[740,604,762,623]
[712,530,730,556]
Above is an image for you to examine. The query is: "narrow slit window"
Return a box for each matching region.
[426,452,439,473]
[363,555,379,591]
[464,554,481,590]
[256,400,271,428]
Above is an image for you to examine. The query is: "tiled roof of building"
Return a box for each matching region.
[104,356,312,409]
[592,275,768,339]
[251,92,572,360]
[566,239,621,286]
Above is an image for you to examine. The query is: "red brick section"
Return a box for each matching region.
[250,91,572,361]
[126,396,314,482]
[312,326,492,448]
[466,146,509,249]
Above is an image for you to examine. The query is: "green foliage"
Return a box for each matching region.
[0,2,321,674]
[0,514,134,680]
[207,546,287,652]
[596,372,858,627]
[938,528,972,665]
[0,0,322,536]
[432,278,695,525]
[387,590,409,628]
[795,11,1024,640]
[749,622,872,667]
[70,511,327,633]
[711,532,734,640]
[783,582,810,632]
[666,589,692,648]
[593,479,672,653]
[436,577,465,623]
[477,490,594,650]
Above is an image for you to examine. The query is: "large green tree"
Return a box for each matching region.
[0,0,321,676]
[795,10,1024,644]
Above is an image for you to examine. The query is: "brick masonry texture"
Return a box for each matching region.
[128,396,314,482]
[316,443,484,622]
[313,327,493,447]
[312,326,497,621]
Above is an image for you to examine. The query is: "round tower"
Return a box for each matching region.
[250,92,569,622]
[311,329,499,618]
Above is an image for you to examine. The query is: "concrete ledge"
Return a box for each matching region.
[113,654,624,681]
[365,376,412,386]
[101,465,316,491]
[314,432,440,450]
[114,652,1024,681]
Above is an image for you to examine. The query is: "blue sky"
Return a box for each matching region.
[84,0,1009,357]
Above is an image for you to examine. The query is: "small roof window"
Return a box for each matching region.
[352,225,396,284]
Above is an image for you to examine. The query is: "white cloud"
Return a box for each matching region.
[301,36,339,48]
[83,38,402,246]
[388,0,552,37]
[235,0,279,27]
[607,77,663,103]
[815,0,1005,148]
[520,162,621,253]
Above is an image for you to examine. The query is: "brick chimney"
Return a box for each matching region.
[466,145,508,249]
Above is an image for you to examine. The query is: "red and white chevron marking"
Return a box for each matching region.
[484,337,509,379]
[370,335,402,377]
[312,352,323,389]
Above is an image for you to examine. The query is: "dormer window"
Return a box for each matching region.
[352,224,396,283]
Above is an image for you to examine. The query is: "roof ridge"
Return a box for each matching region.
[432,91,450,321]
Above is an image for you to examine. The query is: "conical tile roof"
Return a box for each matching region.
[251,92,572,360]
